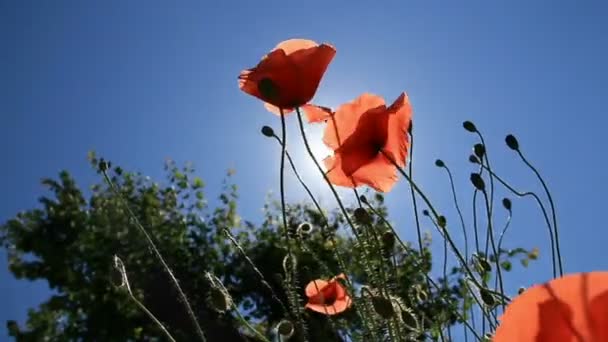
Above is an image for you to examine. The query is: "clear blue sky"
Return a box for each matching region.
[2,1,608,340]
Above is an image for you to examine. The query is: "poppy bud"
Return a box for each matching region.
[437,215,447,228]
[482,333,493,341]
[422,209,429,216]
[354,207,372,225]
[470,173,486,191]
[359,195,369,204]
[505,134,519,150]
[469,154,480,164]
[502,198,512,211]
[261,126,275,137]
[463,121,477,133]
[435,159,445,168]
[257,78,280,102]
[208,287,232,313]
[474,254,492,273]
[480,288,496,307]
[296,222,314,236]
[401,307,419,332]
[381,230,396,251]
[98,158,108,172]
[518,286,526,295]
[473,143,485,159]
[372,296,395,319]
[276,320,295,338]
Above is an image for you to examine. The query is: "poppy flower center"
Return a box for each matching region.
[319,284,339,305]
[257,78,280,102]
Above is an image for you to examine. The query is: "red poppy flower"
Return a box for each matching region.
[494,271,608,342]
[304,273,351,315]
[318,92,412,193]
[238,39,336,115]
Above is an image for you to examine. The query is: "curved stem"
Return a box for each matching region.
[516,149,563,276]
[443,165,469,259]
[103,172,207,341]
[382,151,483,291]
[481,190,505,312]
[114,256,177,342]
[479,163,557,278]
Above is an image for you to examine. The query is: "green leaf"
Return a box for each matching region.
[193,177,205,189]
[501,260,512,271]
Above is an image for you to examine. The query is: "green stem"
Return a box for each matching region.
[102,171,207,342]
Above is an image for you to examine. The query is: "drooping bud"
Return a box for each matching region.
[469,154,480,164]
[463,121,477,133]
[502,198,512,211]
[473,143,486,159]
[518,286,526,295]
[505,134,519,150]
[435,159,445,168]
[354,207,372,225]
[261,126,274,137]
[480,288,496,307]
[470,173,486,191]
[372,296,395,319]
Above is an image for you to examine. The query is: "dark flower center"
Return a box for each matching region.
[257,78,279,102]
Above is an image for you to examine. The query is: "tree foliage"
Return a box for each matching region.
[1,155,531,341]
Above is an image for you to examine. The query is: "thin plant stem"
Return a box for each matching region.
[234,308,271,342]
[114,256,177,342]
[294,108,362,242]
[516,149,563,276]
[442,165,469,259]
[478,163,557,278]
[278,109,307,341]
[222,228,288,314]
[381,151,483,291]
[406,129,443,342]
[495,212,512,293]
[102,171,207,342]
[481,190,505,312]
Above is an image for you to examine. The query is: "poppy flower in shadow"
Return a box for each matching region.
[304,273,351,315]
[319,92,412,193]
[494,271,608,342]
[238,39,336,115]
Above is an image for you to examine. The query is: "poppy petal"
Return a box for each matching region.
[238,49,300,109]
[287,44,336,104]
[264,102,294,115]
[494,272,608,342]
[273,39,318,55]
[383,93,413,168]
[323,93,386,150]
[588,287,608,340]
[302,104,333,123]
[305,295,351,315]
[305,279,329,298]
[535,298,575,342]
[350,154,399,192]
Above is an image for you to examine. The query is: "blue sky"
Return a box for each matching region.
[2,0,608,339]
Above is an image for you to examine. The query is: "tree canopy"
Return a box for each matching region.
[1,155,533,341]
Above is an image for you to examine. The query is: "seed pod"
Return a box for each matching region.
[276,320,294,339]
